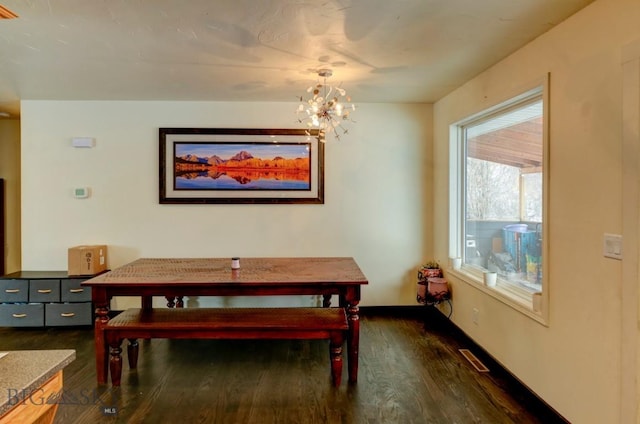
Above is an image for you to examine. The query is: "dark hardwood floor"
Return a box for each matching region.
[0,308,566,423]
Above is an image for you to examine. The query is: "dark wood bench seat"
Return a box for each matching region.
[104,307,349,387]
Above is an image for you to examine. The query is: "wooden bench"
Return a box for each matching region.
[104,307,349,387]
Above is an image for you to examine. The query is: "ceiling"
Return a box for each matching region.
[0,0,595,119]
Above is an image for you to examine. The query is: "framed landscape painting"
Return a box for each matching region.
[159,128,324,204]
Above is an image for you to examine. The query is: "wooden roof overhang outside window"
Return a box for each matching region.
[467,116,543,173]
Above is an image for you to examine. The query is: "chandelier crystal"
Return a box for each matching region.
[296,69,355,141]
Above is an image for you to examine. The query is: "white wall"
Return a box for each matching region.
[0,119,21,273]
[433,0,639,422]
[20,100,433,307]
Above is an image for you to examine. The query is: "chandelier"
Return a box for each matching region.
[296,69,355,141]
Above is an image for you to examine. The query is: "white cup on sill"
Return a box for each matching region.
[483,271,497,287]
[450,257,462,270]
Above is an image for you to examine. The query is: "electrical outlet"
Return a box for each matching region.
[472,308,479,325]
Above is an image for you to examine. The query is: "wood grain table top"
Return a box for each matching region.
[82,257,368,287]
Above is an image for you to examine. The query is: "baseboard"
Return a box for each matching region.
[359,305,426,318]
[360,305,569,424]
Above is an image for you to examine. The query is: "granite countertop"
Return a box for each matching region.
[0,349,76,416]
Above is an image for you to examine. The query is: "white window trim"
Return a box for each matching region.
[448,74,550,326]
[448,267,544,322]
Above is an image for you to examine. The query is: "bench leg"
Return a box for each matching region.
[347,303,360,384]
[108,339,124,386]
[127,339,139,369]
[329,332,344,387]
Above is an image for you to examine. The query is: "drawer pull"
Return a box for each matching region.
[37,289,53,294]
[12,313,27,318]
[5,289,20,293]
[60,312,76,318]
[69,288,84,293]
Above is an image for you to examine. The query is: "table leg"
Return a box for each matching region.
[322,294,332,307]
[94,303,110,385]
[141,296,153,310]
[346,302,360,384]
[165,296,176,308]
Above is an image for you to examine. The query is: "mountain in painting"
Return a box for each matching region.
[175,150,308,173]
[229,151,254,161]
[207,155,224,165]
[181,154,208,164]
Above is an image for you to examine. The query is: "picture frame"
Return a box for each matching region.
[159,128,324,204]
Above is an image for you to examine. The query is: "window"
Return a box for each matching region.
[450,78,548,322]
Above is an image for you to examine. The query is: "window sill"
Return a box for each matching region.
[446,266,548,326]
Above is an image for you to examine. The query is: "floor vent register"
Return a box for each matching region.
[459,349,490,372]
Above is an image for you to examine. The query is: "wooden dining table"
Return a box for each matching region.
[82,257,368,385]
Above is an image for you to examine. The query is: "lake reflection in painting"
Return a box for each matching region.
[174,142,311,191]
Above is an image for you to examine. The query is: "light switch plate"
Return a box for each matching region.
[603,233,622,260]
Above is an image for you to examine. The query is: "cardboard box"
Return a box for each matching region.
[68,245,107,276]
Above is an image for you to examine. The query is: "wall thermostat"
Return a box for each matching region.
[74,187,90,199]
[71,137,95,148]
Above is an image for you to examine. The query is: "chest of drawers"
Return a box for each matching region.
[0,271,98,327]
